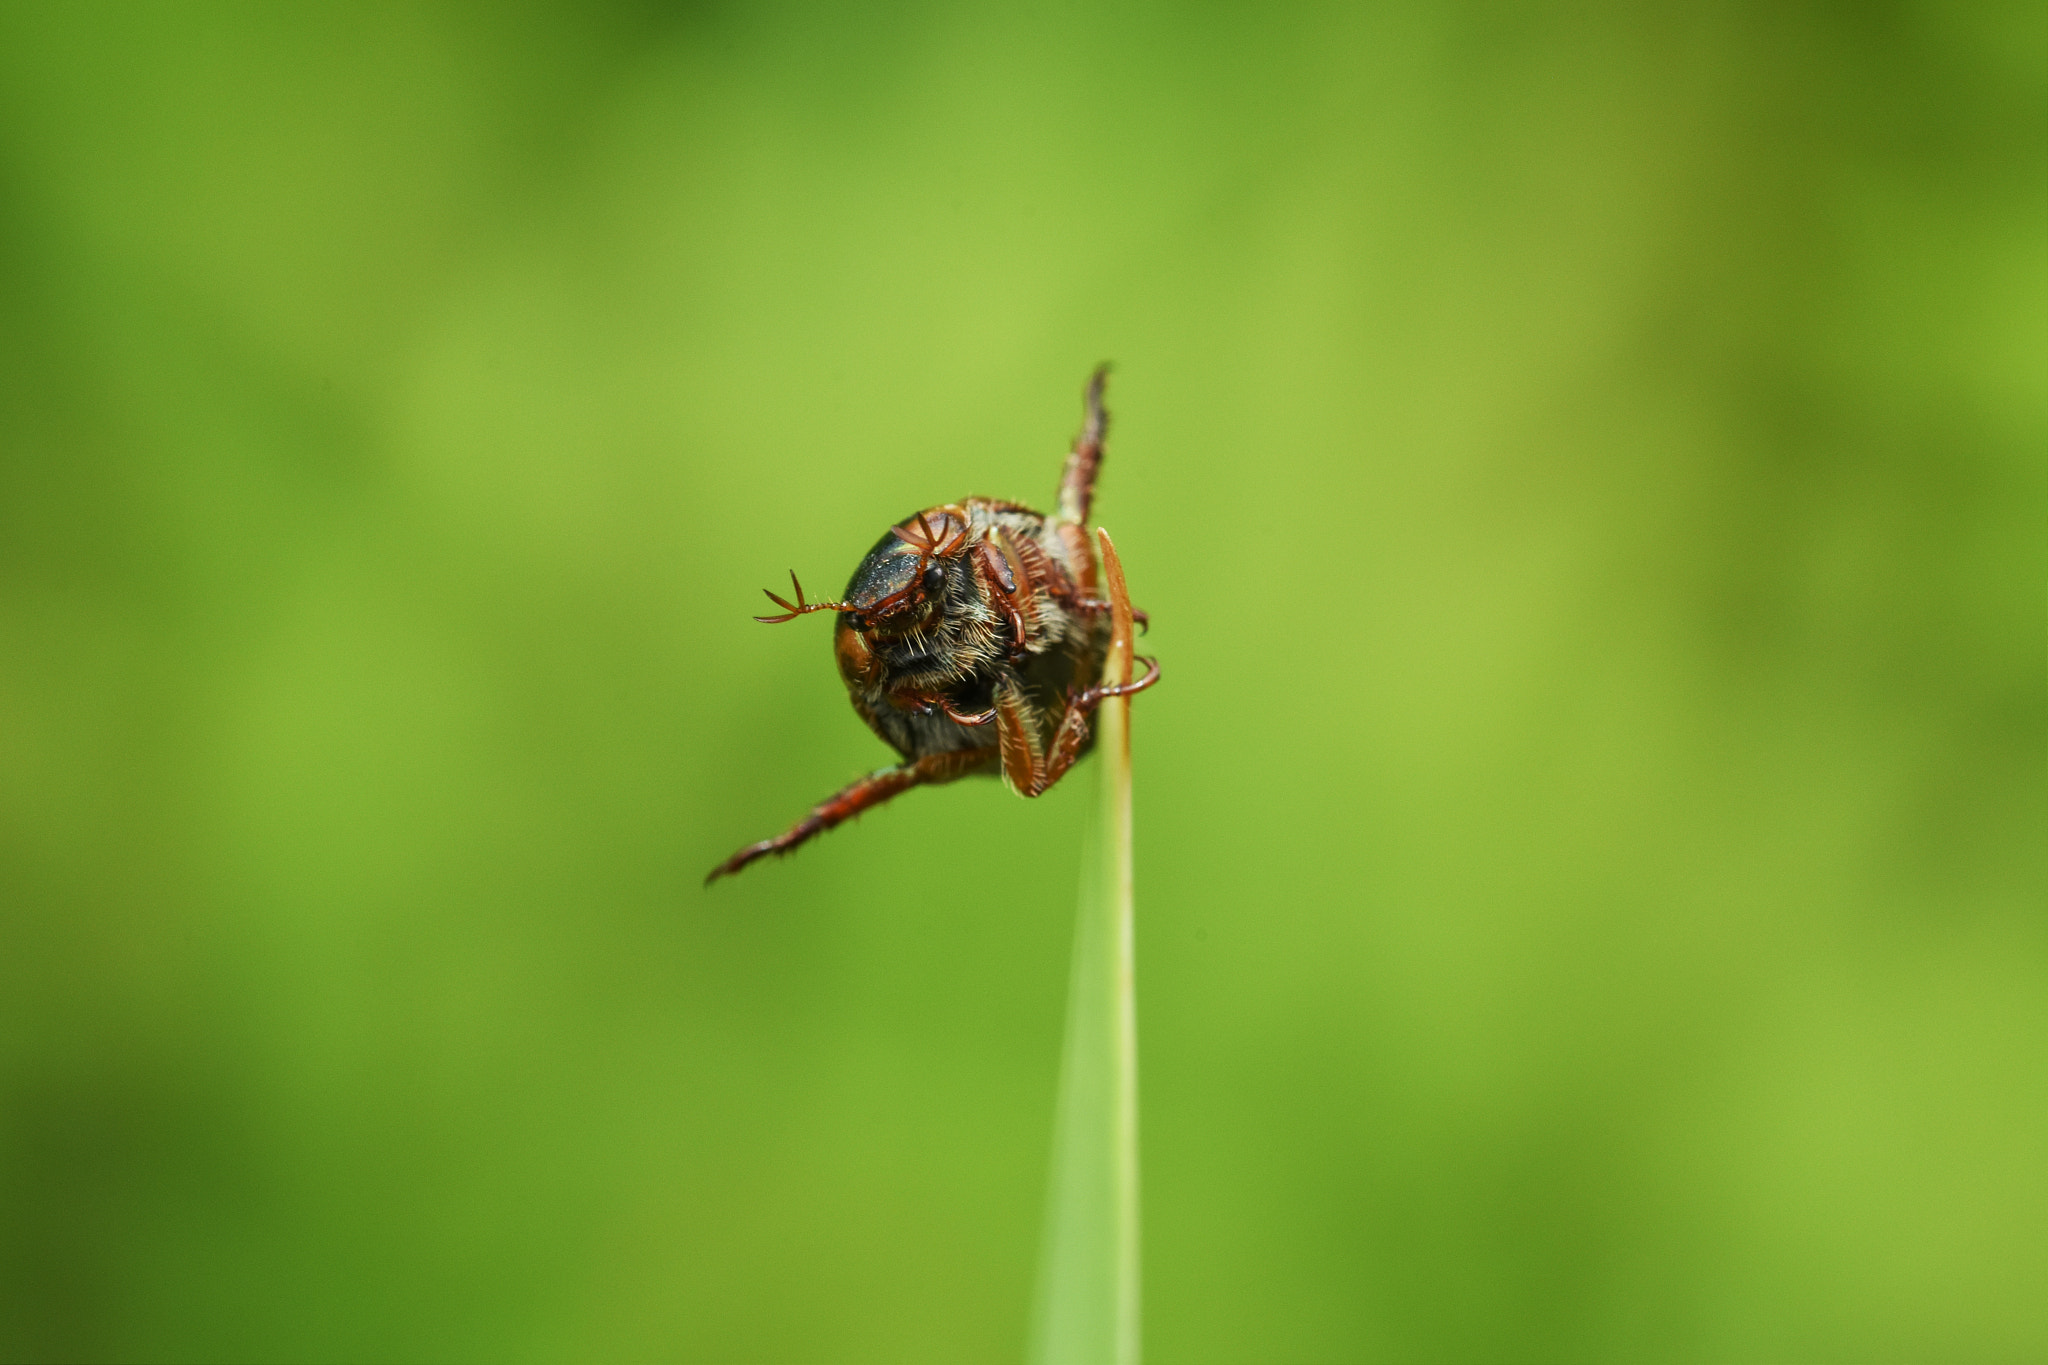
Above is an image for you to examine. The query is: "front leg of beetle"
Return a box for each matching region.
[993,678,1084,798]
[887,684,996,727]
[992,656,1161,798]
[705,746,997,882]
[973,536,1032,656]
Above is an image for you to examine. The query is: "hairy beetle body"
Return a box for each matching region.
[836,499,1108,773]
[707,370,1157,883]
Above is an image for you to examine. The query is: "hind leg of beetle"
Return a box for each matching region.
[993,656,1159,799]
[1055,365,1109,527]
[1052,366,1111,595]
[705,747,997,883]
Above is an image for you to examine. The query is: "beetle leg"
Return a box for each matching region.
[704,746,997,883]
[885,685,997,728]
[1055,365,1109,528]
[1068,597,1150,632]
[1076,654,1160,705]
[1052,368,1110,595]
[940,699,997,726]
[887,686,940,717]
[993,655,1160,799]
[995,678,1095,798]
[993,681,1050,797]
[973,539,1031,654]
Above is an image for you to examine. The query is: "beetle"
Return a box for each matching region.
[705,367,1159,883]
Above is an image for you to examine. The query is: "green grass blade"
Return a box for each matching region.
[1028,529,1141,1365]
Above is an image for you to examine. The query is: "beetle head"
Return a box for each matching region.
[754,506,971,635]
[839,507,970,633]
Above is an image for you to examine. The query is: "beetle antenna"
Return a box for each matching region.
[755,571,850,623]
[891,507,969,558]
[939,513,969,556]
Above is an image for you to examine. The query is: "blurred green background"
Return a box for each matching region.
[1,3,2041,1361]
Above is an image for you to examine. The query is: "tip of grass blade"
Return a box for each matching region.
[1097,528,1136,699]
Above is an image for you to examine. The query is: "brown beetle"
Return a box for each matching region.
[706,367,1159,883]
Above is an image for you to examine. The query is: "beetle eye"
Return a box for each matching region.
[921,564,945,598]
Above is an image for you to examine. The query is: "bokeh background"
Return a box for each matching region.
[1,3,2041,1361]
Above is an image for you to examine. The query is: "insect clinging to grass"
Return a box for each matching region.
[706,367,1160,884]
